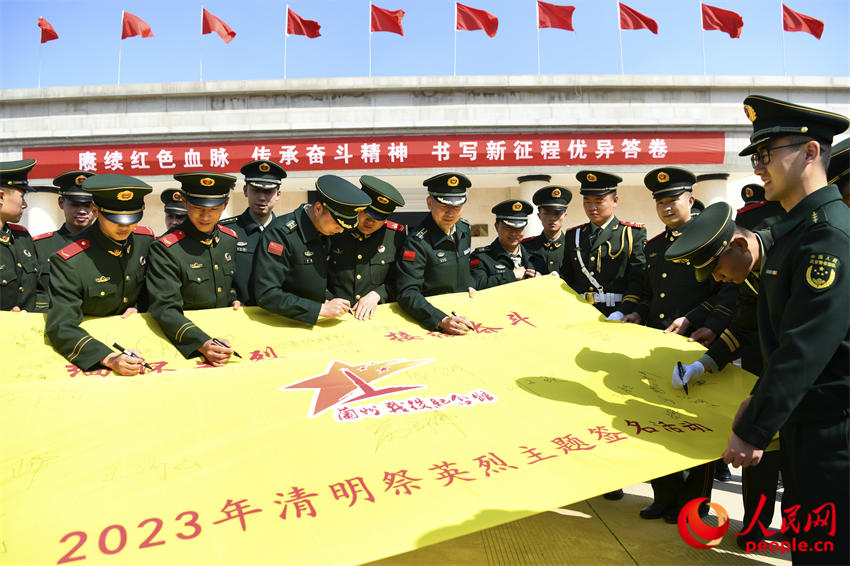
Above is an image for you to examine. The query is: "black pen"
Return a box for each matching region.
[451,311,476,332]
[112,342,154,371]
[677,361,689,395]
[212,338,242,358]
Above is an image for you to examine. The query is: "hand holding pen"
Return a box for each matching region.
[436,311,474,335]
[104,343,152,376]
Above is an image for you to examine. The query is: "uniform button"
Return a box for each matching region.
[356,274,362,280]
[1,280,5,284]
[216,287,222,293]
[125,275,131,281]
[214,264,219,270]
[355,294,361,300]
[196,277,201,282]
[123,297,128,303]
[660,292,665,298]
[549,261,554,265]
[661,273,667,278]
[16,263,22,268]
[590,256,595,261]
[590,271,595,276]
[19,286,24,292]
[357,254,362,260]
[99,291,105,296]
[659,314,665,319]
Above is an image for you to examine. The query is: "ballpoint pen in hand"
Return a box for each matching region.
[212,337,242,358]
[112,343,154,371]
[677,361,689,395]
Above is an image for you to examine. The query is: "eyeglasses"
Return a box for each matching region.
[750,142,806,167]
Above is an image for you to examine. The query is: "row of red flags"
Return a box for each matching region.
[37,2,826,44]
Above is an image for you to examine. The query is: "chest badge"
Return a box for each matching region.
[436,251,445,258]
[332,248,343,255]
[140,256,146,266]
[95,276,110,283]
[304,250,314,257]
[378,245,386,253]
[23,249,32,257]
[224,252,232,261]
[190,262,203,269]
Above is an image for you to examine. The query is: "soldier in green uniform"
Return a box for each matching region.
[471,199,538,289]
[254,175,371,325]
[619,167,737,522]
[524,185,571,275]
[559,170,647,318]
[327,175,406,320]
[147,172,241,367]
[0,158,42,312]
[667,202,782,549]
[45,174,155,375]
[33,170,96,310]
[827,137,849,206]
[720,95,849,565]
[219,160,286,306]
[161,188,188,234]
[396,172,476,334]
[735,183,785,231]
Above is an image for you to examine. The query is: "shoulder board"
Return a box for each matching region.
[218,224,237,238]
[285,219,298,232]
[736,201,767,215]
[620,221,645,228]
[384,221,406,234]
[647,231,665,244]
[133,225,155,237]
[566,223,587,232]
[56,239,90,260]
[158,230,186,248]
[8,223,29,234]
[521,236,536,243]
[219,216,238,225]
[414,227,428,240]
[33,231,55,242]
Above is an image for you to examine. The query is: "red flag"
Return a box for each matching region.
[701,4,743,38]
[537,1,575,31]
[121,11,154,39]
[287,8,321,38]
[202,8,236,44]
[782,4,823,39]
[618,2,658,34]
[456,3,498,38]
[37,17,59,43]
[371,5,405,35]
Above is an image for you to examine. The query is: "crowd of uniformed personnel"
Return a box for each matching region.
[1,94,847,564]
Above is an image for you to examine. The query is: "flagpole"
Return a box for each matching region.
[118,10,124,85]
[616,1,624,74]
[699,3,707,75]
[369,2,373,78]
[453,2,457,76]
[284,5,289,79]
[38,34,43,88]
[536,2,541,75]
[780,1,787,76]
[200,6,204,82]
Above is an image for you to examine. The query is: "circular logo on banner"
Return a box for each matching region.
[258,162,271,173]
[447,176,459,187]
[586,173,597,182]
[512,202,523,212]
[117,190,134,201]
[552,188,561,198]
[677,498,729,549]
[657,171,670,183]
[75,175,87,186]
[200,177,215,187]
[377,196,389,205]
[743,104,757,122]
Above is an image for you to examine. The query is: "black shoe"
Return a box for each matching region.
[715,462,732,482]
[603,489,624,500]
[663,507,683,523]
[640,502,670,519]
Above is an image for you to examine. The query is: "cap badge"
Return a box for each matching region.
[200,177,215,187]
[586,173,597,182]
[511,202,523,212]
[552,188,561,198]
[377,196,389,205]
[800,126,809,133]
[117,190,134,201]
[173,192,182,200]
[657,171,670,183]
[744,104,757,122]
[744,187,754,198]
[258,162,271,173]
[447,176,459,187]
[75,175,87,186]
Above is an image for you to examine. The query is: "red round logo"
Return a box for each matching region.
[677,498,729,549]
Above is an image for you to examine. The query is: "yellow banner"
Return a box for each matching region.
[0,275,756,566]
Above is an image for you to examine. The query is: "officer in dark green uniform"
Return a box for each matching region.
[666,202,782,549]
[254,175,371,325]
[327,175,406,320]
[735,183,785,231]
[147,172,241,366]
[33,170,96,310]
[219,160,286,306]
[721,95,849,565]
[471,199,537,289]
[0,158,42,312]
[827,137,849,206]
[559,170,647,318]
[524,185,571,275]
[620,167,737,522]
[161,188,188,234]
[396,172,475,334]
[45,174,155,375]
